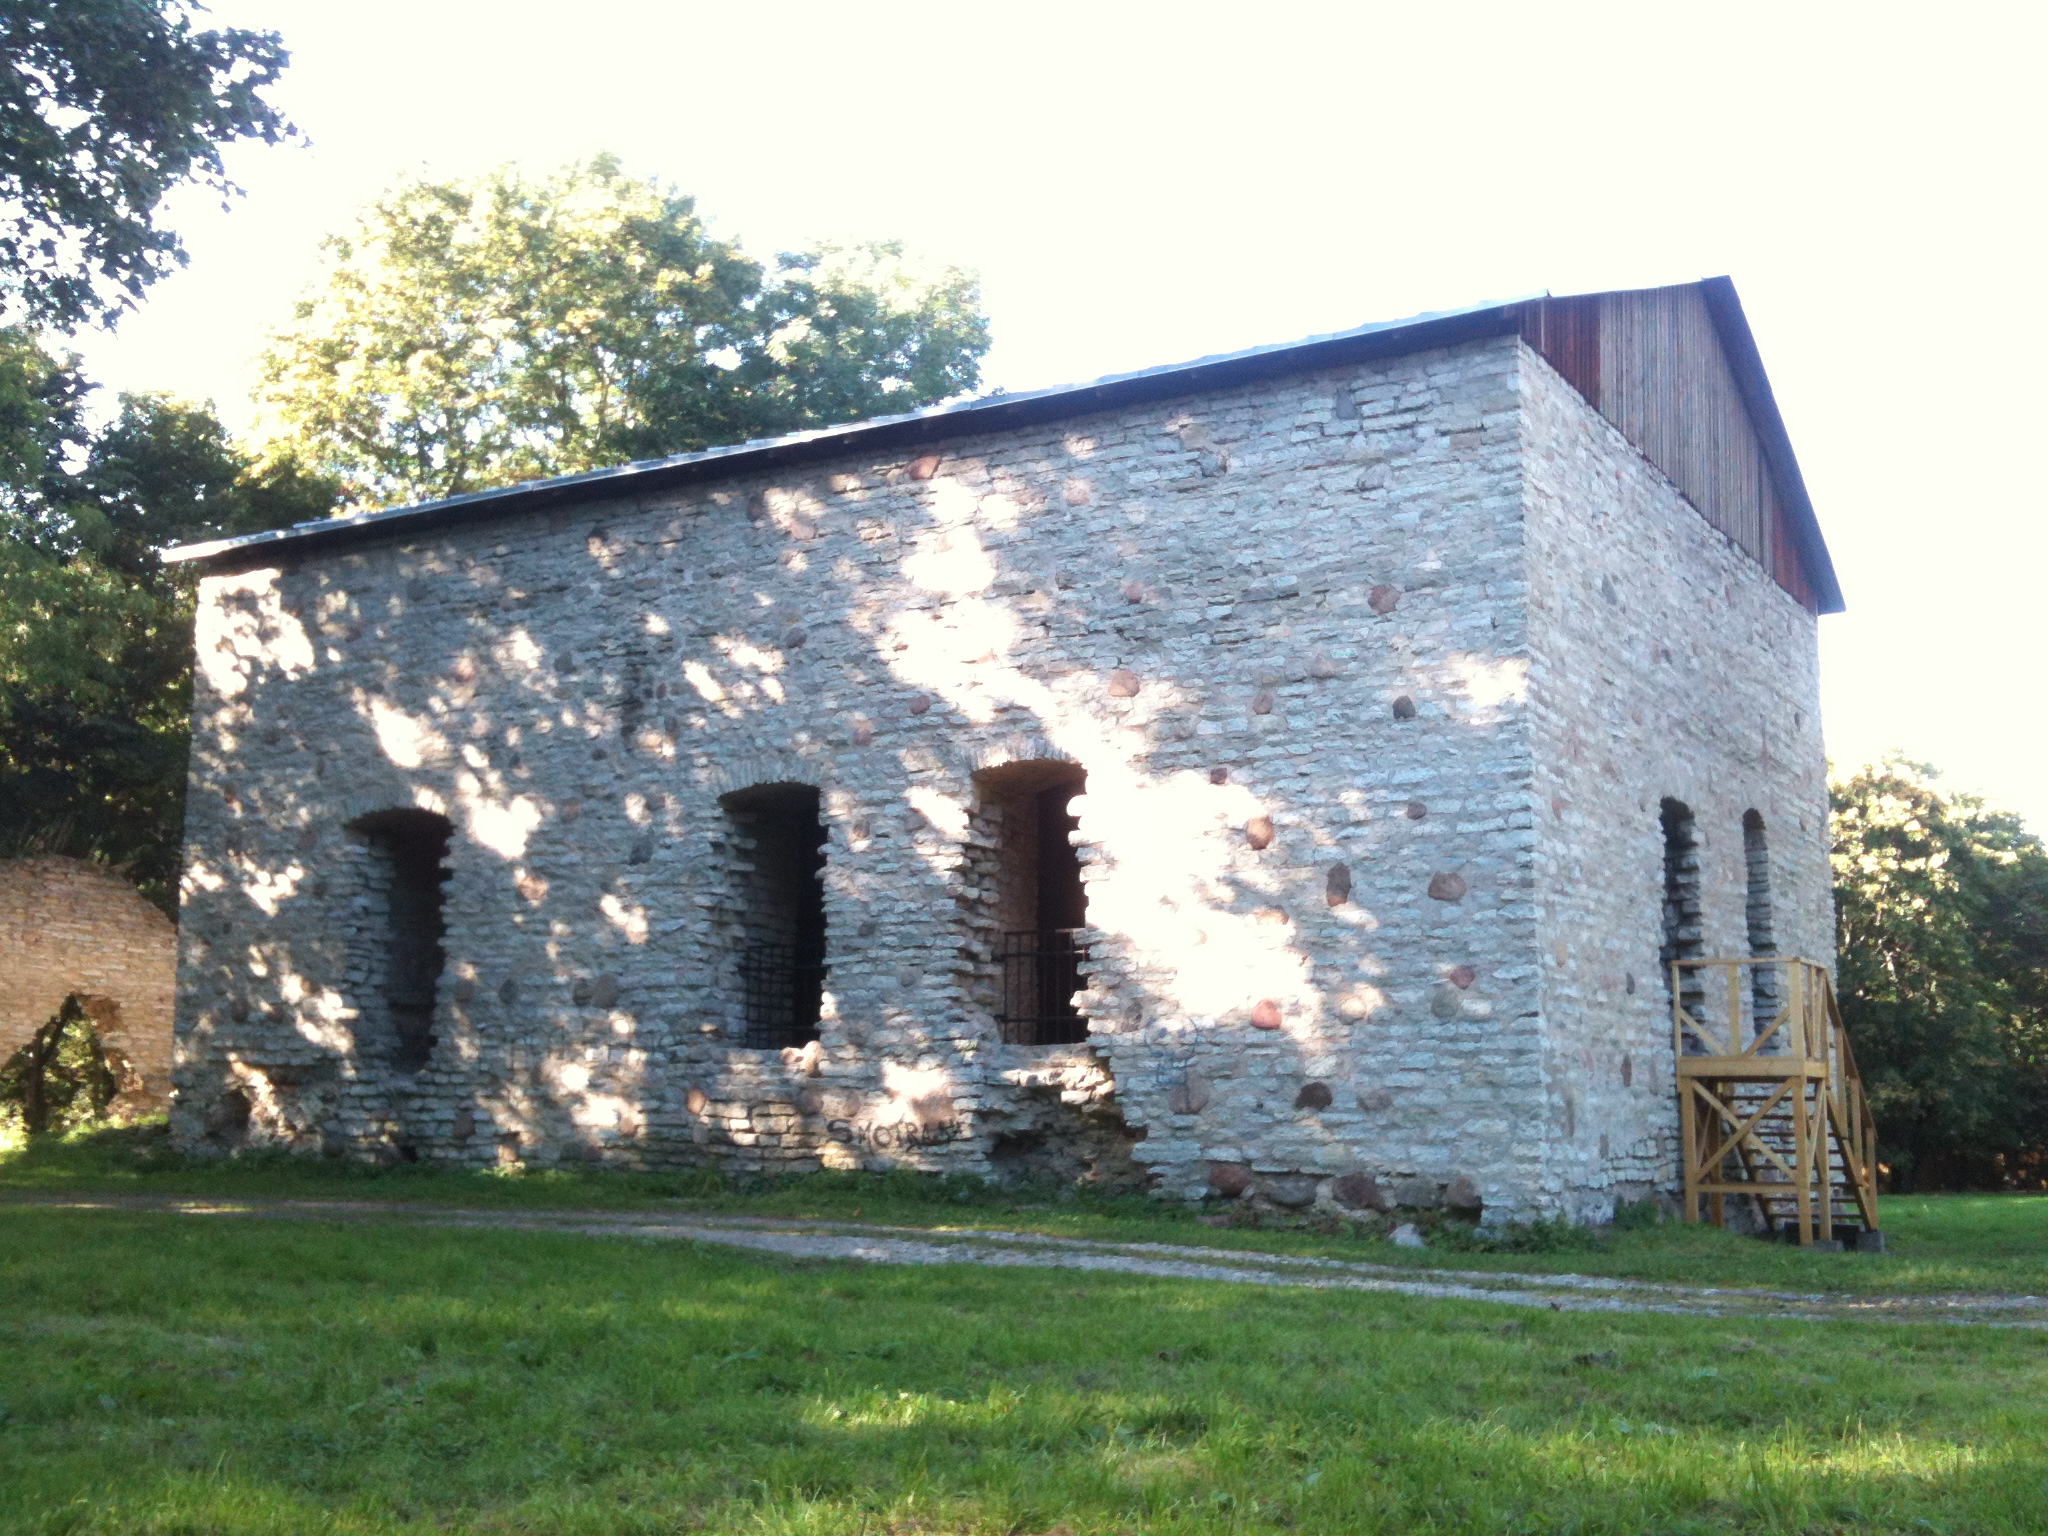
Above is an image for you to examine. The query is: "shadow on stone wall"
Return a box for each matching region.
[180,385,1533,1219]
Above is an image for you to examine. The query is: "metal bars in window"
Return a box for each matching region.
[995,928,1089,1046]
[740,943,825,1050]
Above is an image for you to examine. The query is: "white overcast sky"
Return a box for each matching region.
[76,1,2048,832]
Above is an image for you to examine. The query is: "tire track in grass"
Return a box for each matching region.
[8,1193,2046,1328]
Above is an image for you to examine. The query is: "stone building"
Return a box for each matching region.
[163,278,1841,1223]
[2,856,177,1117]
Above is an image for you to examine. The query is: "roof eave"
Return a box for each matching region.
[1695,276,1845,614]
[160,298,1529,570]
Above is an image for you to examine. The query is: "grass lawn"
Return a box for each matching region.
[5,1201,2048,1536]
[6,1126,2047,1299]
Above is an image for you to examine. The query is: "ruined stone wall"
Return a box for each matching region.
[173,331,1567,1216]
[1520,346,1833,1220]
[1,857,176,1115]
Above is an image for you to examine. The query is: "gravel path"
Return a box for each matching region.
[9,1193,2044,1328]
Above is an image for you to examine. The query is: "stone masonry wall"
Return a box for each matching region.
[172,330,1708,1221]
[1,856,177,1115]
[1520,348,1833,1220]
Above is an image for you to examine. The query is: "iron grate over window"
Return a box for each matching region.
[995,928,1089,1046]
[740,942,826,1050]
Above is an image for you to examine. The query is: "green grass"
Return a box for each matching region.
[4,1203,2048,1535]
[7,1125,2048,1299]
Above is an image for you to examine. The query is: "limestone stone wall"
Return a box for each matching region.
[170,327,1833,1223]
[1,857,176,1115]
[1521,348,1832,1220]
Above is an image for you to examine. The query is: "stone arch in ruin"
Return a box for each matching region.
[0,857,176,1117]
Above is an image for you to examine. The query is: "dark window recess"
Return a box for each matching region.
[354,808,452,1071]
[997,778,1089,1045]
[1743,809,1778,1033]
[723,783,827,1049]
[997,928,1088,1045]
[1660,798,1705,1036]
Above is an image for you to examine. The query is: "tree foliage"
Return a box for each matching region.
[260,157,991,507]
[1832,761,2048,1188]
[0,996,120,1137]
[0,0,295,329]
[0,332,336,904]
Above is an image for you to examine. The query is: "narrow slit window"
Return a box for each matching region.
[722,783,827,1049]
[1743,809,1779,1034]
[1659,798,1704,1029]
[975,761,1088,1046]
[351,809,452,1072]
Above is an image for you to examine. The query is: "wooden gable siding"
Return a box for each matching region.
[1521,284,1818,612]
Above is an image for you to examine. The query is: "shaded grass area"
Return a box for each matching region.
[5,1207,2048,1536]
[6,1124,2048,1299]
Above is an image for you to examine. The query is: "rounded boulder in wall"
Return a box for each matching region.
[1330,1172,1388,1211]
[1262,1174,1319,1209]
[1390,1177,1441,1210]
[1293,1081,1334,1111]
[1207,1162,1255,1199]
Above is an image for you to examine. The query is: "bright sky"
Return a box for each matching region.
[75,1,2048,832]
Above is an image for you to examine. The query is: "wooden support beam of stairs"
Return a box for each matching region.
[1673,957,1880,1247]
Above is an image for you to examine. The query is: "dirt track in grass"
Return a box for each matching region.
[9,1191,2046,1328]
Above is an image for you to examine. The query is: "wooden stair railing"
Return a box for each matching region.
[1673,958,1880,1247]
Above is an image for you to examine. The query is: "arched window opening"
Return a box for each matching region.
[0,995,122,1134]
[350,808,452,1072]
[1743,809,1779,1033]
[1659,798,1704,1025]
[721,783,826,1049]
[973,761,1088,1046]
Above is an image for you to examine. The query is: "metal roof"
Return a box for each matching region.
[161,281,1838,615]
[158,294,1531,568]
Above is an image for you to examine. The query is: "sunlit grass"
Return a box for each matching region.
[7,1123,2048,1298]
[3,1203,2047,1534]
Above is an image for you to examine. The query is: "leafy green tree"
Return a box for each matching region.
[0,0,295,329]
[1832,760,2048,1188]
[260,157,990,507]
[0,996,120,1135]
[0,332,336,905]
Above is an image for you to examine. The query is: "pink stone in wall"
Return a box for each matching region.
[1450,965,1477,989]
[1208,1162,1254,1197]
[1210,767,1229,784]
[1063,479,1092,506]
[908,454,941,481]
[1245,816,1275,850]
[1391,695,1417,720]
[1369,584,1401,614]
[1428,872,1467,902]
[1107,669,1141,697]
[1251,688,1275,715]
[908,693,932,716]
[851,721,874,747]
[1250,999,1284,1029]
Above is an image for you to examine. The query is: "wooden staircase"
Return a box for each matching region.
[1673,958,1880,1248]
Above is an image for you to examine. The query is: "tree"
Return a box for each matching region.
[0,331,336,905]
[260,157,991,507]
[1831,761,2048,1188]
[0,996,119,1135]
[0,0,295,330]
